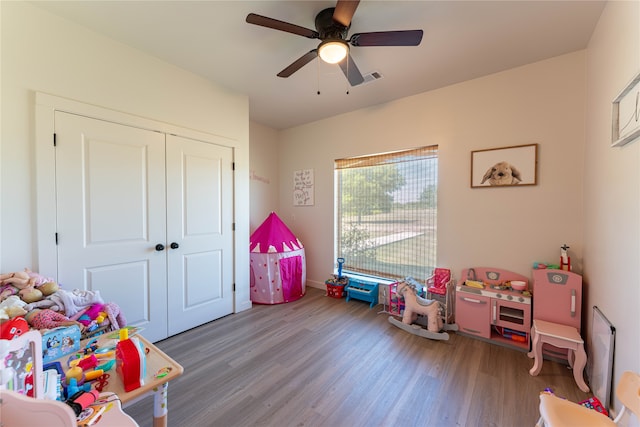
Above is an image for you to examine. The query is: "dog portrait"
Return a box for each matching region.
[471,144,538,188]
[481,161,522,185]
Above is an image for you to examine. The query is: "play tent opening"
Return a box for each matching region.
[250,212,306,304]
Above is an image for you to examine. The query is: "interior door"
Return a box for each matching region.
[165,135,234,335]
[54,112,168,342]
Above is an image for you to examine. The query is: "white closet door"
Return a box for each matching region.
[165,135,234,335]
[54,112,168,342]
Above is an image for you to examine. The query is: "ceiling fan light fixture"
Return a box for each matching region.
[318,40,348,64]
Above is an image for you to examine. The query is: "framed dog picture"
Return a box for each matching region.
[471,143,538,188]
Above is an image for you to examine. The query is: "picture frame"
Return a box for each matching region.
[471,143,538,188]
[611,71,640,147]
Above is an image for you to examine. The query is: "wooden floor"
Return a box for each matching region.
[126,287,590,427]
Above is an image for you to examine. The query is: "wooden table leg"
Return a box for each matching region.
[152,382,169,427]
[528,325,543,376]
[572,345,590,392]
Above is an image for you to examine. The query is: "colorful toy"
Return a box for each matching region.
[66,377,91,397]
[345,277,379,308]
[560,244,571,271]
[66,366,84,385]
[115,328,146,392]
[336,257,345,278]
[0,316,29,340]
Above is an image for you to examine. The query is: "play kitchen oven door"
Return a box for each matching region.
[491,298,531,349]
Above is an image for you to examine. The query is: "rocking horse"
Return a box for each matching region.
[388,279,458,340]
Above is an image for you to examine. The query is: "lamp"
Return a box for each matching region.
[318,40,348,64]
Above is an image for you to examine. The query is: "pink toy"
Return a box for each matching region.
[396,281,443,333]
[77,303,106,326]
[426,268,451,296]
[77,354,99,371]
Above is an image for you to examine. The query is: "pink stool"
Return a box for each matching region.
[527,319,589,392]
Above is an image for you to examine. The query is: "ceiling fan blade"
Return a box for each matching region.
[349,29,423,47]
[246,13,319,39]
[277,50,318,78]
[333,0,360,27]
[338,53,364,86]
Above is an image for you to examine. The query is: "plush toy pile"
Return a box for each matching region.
[0,268,126,340]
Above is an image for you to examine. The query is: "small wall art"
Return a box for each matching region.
[293,169,314,206]
[471,143,538,188]
[611,70,640,147]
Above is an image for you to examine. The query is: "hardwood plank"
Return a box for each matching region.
[125,287,589,426]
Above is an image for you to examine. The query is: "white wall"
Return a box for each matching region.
[584,0,640,420]
[249,121,280,232]
[277,52,586,289]
[0,2,251,309]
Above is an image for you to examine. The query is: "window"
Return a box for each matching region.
[335,146,438,280]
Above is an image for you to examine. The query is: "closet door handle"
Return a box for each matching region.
[155,244,165,251]
[170,242,179,249]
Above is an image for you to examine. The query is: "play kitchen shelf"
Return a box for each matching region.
[455,267,532,351]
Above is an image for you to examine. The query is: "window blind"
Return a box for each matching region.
[335,146,438,280]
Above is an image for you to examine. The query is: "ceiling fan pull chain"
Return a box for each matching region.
[317,56,321,95]
[345,58,350,95]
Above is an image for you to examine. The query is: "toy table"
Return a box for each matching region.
[54,331,183,427]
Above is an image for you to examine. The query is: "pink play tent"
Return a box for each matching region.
[250,212,306,304]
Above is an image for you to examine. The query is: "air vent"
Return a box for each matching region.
[361,71,383,85]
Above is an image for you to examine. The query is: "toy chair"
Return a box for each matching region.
[536,371,640,427]
[1,389,77,426]
[426,268,455,324]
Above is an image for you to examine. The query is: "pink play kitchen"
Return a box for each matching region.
[455,266,583,356]
[455,267,533,350]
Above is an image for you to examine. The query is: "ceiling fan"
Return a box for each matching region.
[246,0,423,86]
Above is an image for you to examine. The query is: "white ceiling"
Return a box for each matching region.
[31,1,605,130]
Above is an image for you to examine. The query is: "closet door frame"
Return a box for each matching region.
[35,92,252,315]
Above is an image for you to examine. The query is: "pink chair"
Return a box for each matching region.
[427,268,450,296]
[426,268,455,324]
